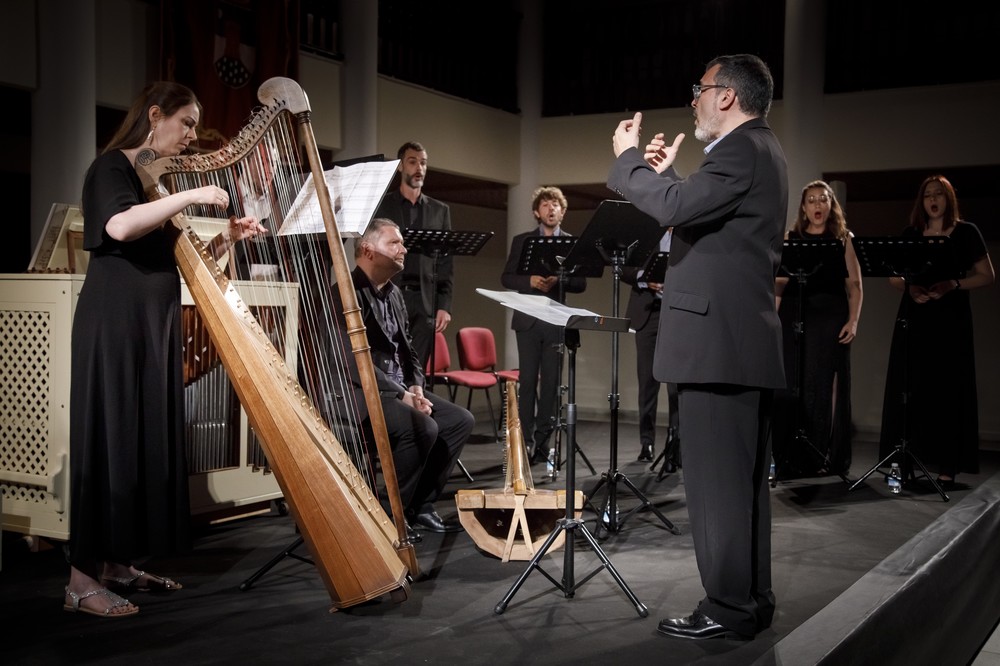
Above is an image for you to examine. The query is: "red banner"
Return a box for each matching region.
[161,0,300,147]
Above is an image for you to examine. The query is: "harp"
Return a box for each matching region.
[455,380,584,561]
[135,77,415,609]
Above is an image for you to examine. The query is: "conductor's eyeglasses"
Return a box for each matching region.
[692,84,727,99]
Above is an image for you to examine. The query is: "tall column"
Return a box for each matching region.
[340,0,378,161]
[782,0,826,223]
[504,0,543,366]
[30,0,96,251]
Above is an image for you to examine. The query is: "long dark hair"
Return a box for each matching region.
[102,81,201,154]
[909,174,961,232]
[791,180,849,241]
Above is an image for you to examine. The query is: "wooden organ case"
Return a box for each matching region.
[0,208,289,541]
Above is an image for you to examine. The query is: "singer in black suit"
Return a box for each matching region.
[374,141,454,370]
[500,186,586,463]
[609,54,787,641]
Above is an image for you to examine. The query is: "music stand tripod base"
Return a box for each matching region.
[773,238,853,487]
[848,443,949,502]
[561,200,678,538]
[239,535,313,591]
[491,318,646,617]
[846,236,954,503]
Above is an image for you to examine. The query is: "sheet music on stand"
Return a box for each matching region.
[28,203,86,272]
[278,158,400,237]
[476,289,628,332]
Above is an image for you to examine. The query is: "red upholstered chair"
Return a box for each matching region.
[426,331,500,442]
[455,327,519,413]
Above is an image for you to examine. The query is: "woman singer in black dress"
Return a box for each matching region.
[773,180,862,478]
[878,174,994,489]
[65,81,266,617]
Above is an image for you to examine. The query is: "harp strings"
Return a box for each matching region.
[164,114,380,496]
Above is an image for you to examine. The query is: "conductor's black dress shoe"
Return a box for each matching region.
[637,444,654,462]
[657,612,752,641]
[413,510,463,533]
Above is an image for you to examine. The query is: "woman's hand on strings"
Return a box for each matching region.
[228,215,268,242]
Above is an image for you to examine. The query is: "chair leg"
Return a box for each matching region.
[465,388,500,442]
[483,390,499,441]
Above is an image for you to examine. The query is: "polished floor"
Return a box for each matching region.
[3,418,999,666]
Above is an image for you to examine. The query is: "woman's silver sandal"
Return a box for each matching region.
[103,570,182,592]
[63,587,138,617]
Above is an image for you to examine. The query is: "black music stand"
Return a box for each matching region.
[519,236,602,297]
[517,235,601,478]
[488,307,647,617]
[239,533,313,592]
[772,238,851,486]
[635,251,681,480]
[569,201,678,537]
[639,250,669,283]
[848,236,954,502]
[403,228,492,483]
[403,228,493,390]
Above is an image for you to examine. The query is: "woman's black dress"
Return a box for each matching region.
[68,150,190,566]
[878,222,986,478]
[773,231,853,477]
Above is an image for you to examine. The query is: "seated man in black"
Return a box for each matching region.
[335,218,474,535]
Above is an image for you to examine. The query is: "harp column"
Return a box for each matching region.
[30,0,96,252]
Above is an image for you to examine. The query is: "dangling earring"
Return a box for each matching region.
[146,124,156,145]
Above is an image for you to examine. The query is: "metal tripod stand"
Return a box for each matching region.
[848,293,947,500]
[239,534,313,592]
[847,236,952,502]
[587,252,678,538]
[649,383,681,480]
[495,328,647,617]
[773,249,851,487]
[544,331,596,482]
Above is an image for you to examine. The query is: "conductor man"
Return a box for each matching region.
[608,53,787,641]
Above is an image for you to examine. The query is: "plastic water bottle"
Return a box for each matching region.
[888,463,902,495]
[769,461,776,483]
[546,447,556,476]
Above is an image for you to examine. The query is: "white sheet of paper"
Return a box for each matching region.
[278,159,400,237]
[476,288,604,327]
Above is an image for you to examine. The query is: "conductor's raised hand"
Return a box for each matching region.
[613,112,643,157]
[644,132,686,174]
